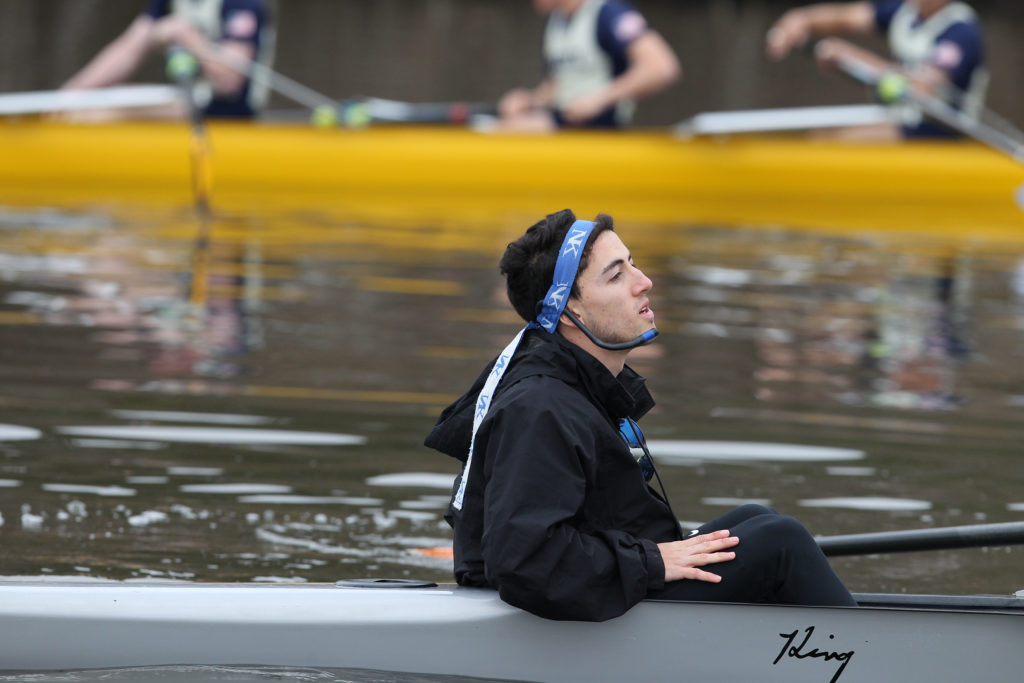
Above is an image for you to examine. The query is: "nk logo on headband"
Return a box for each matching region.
[539,283,570,332]
[544,282,570,313]
[562,226,588,258]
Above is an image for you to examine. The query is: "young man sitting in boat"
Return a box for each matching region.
[425,209,856,621]
[765,0,987,140]
[492,0,681,132]
[60,0,273,121]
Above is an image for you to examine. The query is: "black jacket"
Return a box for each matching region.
[425,329,683,621]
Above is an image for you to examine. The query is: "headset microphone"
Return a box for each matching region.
[561,309,658,351]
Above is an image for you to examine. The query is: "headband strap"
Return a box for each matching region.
[534,220,596,333]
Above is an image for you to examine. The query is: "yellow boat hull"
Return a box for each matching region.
[2,121,1023,245]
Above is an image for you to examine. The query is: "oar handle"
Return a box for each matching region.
[166,47,200,83]
[818,521,1024,557]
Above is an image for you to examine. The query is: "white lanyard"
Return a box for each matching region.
[452,327,527,510]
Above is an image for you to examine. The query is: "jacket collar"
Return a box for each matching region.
[515,328,654,421]
[424,328,655,462]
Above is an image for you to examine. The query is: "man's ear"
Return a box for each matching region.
[559,305,583,328]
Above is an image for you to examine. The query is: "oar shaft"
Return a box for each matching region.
[828,46,1024,162]
[818,521,1024,557]
[245,60,338,110]
[200,44,339,111]
[909,90,1024,159]
[0,85,182,116]
[199,44,493,124]
[675,104,898,137]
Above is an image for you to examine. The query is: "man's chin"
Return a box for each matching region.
[610,325,659,347]
[638,326,659,346]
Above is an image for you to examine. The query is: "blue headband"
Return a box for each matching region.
[534,220,596,333]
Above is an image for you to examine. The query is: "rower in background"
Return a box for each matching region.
[60,0,275,121]
[765,0,987,140]
[491,0,681,132]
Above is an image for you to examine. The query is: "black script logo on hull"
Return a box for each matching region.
[773,625,855,682]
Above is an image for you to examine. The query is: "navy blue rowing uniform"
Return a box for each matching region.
[544,0,651,128]
[874,0,987,137]
[145,0,272,118]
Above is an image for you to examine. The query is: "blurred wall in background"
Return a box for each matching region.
[1,0,1021,127]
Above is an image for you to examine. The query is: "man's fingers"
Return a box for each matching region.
[659,531,741,582]
[695,550,736,566]
[684,567,724,583]
[765,27,790,59]
[687,529,731,544]
[664,551,734,583]
[686,530,739,552]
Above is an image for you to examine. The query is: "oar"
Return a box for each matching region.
[202,45,340,115]
[817,521,1024,557]
[674,104,900,138]
[197,44,492,127]
[337,95,496,127]
[823,41,1024,163]
[0,85,182,116]
[413,522,1024,563]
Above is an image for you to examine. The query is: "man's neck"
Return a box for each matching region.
[558,326,627,376]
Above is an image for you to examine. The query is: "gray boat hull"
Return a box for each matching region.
[0,581,1021,682]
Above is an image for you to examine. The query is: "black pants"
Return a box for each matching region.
[651,504,856,607]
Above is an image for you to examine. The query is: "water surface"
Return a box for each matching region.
[1,201,1022,600]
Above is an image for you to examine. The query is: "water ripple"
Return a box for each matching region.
[109,410,276,425]
[0,424,41,441]
[180,483,292,495]
[650,441,864,464]
[58,426,366,445]
[237,495,383,505]
[42,483,136,497]
[365,473,456,488]
[798,497,933,511]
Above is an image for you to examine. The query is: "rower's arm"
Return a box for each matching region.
[620,31,682,99]
[766,1,876,61]
[497,77,556,118]
[815,37,891,80]
[816,37,952,98]
[62,15,155,90]
[529,76,557,110]
[148,16,254,96]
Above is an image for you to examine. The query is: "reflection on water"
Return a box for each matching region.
[798,496,933,511]
[648,440,864,463]
[1,202,1023,606]
[58,425,367,445]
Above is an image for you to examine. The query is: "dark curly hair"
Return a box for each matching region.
[498,209,614,324]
